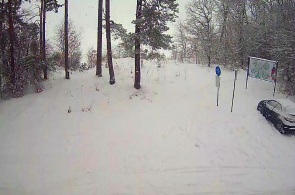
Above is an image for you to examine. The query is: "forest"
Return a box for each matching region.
[0,0,294,99]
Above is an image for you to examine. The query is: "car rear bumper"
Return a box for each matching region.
[282,125,295,134]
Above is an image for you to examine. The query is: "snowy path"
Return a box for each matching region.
[0,59,295,194]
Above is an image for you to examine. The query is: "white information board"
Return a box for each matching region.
[248,57,277,82]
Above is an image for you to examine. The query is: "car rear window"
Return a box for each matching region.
[268,101,282,110]
[268,101,277,107]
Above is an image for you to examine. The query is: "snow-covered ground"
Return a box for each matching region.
[0,58,295,194]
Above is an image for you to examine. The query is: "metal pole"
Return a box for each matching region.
[231,79,236,112]
[217,87,219,106]
[273,62,278,97]
[231,70,238,112]
[246,57,250,89]
[273,82,276,97]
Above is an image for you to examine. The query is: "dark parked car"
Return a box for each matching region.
[257,99,295,134]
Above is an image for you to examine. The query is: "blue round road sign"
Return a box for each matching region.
[216,66,221,76]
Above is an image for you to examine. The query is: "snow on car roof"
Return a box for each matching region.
[276,99,295,108]
[285,107,295,115]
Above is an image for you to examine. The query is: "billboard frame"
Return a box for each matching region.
[246,56,278,97]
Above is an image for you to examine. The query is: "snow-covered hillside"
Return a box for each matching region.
[0,58,295,194]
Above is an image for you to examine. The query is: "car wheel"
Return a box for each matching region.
[263,110,267,118]
[259,107,263,114]
[257,105,261,111]
[275,120,285,134]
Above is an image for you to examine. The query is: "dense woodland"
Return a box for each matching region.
[0,0,294,99]
[173,0,295,96]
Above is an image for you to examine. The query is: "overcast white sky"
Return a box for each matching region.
[24,0,191,62]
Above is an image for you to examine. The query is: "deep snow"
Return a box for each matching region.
[0,58,295,194]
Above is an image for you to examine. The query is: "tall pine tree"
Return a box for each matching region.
[134,0,142,89]
[133,0,178,89]
[96,0,103,77]
[40,0,62,80]
[64,0,69,79]
[8,0,15,86]
[0,0,4,98]
[105,0,115,84]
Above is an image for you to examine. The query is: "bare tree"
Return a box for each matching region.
[231,0,248,68]
[174,20,189,62]
[186,0,216,67]
[96,0,103,77]
[55,20,82,71]
[105,0,115,84]
[87,48,96,68]
[216,0,230,66]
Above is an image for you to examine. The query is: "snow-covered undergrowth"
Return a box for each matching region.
[0,58,295,194]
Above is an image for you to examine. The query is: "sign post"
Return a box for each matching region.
[216,75,220,106]
[215,66,221,106]
[231,69,238,112]
[273,62,278,97]
[246,57,250,89]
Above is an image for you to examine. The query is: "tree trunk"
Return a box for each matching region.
[239,35,244,68]
[183,43,186,60]
[238,1,246,68]
[65,0,69,79]
[42,0,47,79]
[207,23,212,67]
[224,39,228,67]
[134,0,142,89]
[237,20,244,68]
[96,0,103,77]
[0,0,4,98]
[195,45,198,64]
[8,0,15,86]
[40,0,43,61]
[105,0,115,85]
[220,0,229,67]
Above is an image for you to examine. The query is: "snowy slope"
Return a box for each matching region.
[0,58,295,195]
